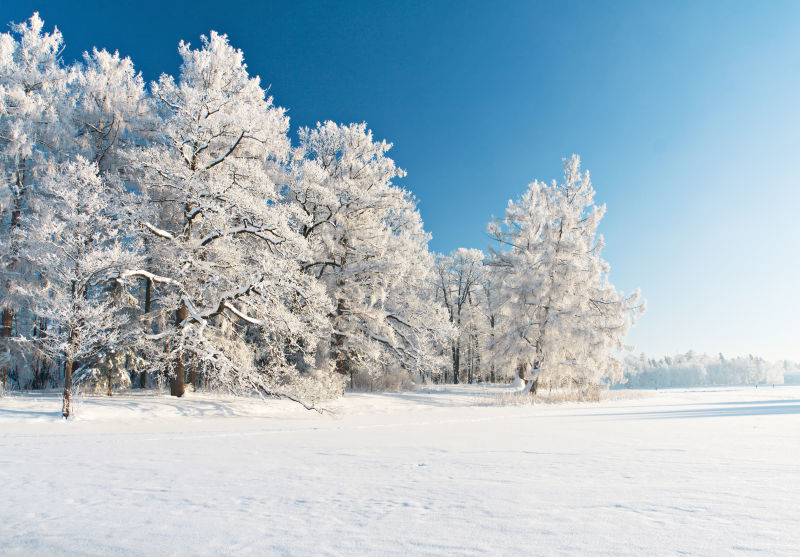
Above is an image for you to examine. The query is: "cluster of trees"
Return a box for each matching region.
[0,14,642,416]
[621,352,790,389]
[435,157,644,393]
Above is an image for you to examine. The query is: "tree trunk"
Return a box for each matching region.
[34,318,47,389]
[188,364,198,391]
[62,358,73,419]
[524,360,540,395]
[0,308,11,339]
[489,313,495,383]
[2,203,22,392]
[171,352,185,397]
[333,297,348,377]
[139,278,152,389]
[1,306,12,391]
[453,341,460,384]
[170,303,187,397]
[473,334,480,383]
[465,340,471,384]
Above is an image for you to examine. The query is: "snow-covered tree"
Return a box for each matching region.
[0,12,654,408]
[0,13,72,389]
[488,155,644,394]
[291,122,453,387]
[68,47,152,173]
[435,248,486,383]
[17,157,140,417]
[622,351,786,388]
[66,46,157,389]
[478,271,505,383]
[125,32,339,403]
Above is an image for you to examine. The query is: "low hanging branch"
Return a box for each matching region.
[199,225,283,247]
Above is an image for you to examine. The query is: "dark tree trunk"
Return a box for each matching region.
[2,205,22,391]
[188,364,198,391]
[1,308,11,340]
[33,318,47,390]
[452,341,460,384]
[170,303,187,397]
[525,360,540,395]
[171,353,185,397]
[333,297,348,378]
[62,358,73,419]
[1,306,12,390]
[139,278,152,389]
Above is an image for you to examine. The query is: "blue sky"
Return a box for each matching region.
[3,1,799,361]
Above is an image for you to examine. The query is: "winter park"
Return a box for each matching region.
[1,2,799,556]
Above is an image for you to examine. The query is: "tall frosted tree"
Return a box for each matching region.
[67,46,156,389]
[125,32,339,402]
[291,122,453,386]
[17,157,140,417]
[0,13,70,389]
[488,155,644,393]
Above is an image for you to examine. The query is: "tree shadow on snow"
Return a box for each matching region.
[0,406,61,419]
[587,400,800,420]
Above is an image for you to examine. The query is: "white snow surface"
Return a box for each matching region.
[1,385,799,556]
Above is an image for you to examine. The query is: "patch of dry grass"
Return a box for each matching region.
[481,387,653,406]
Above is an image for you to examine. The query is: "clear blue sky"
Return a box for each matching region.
[3,1,799,361]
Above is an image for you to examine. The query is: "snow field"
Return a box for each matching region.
[1,385,799,556]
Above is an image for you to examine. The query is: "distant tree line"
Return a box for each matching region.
[621,351,791,389]
[0,14,643,416]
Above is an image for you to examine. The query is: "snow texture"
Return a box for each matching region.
[1,385,798,555]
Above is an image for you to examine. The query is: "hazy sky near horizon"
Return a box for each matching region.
[3,1,799,361]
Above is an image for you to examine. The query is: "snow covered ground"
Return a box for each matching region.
[1,385,799,556]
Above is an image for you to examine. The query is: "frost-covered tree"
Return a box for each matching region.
[125,32,339,403]
[17,157,140,417]
[622,351,785,388]
[479,272,504,383]
[435,248,486,383]
[66,46,156,389]
[68,47,152,173]
[488,155,644,394]
[0,13,71,389]
[0,11,652,407]
[291,122,453,387]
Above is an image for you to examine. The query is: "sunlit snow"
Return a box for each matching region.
[2,385,798,555]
